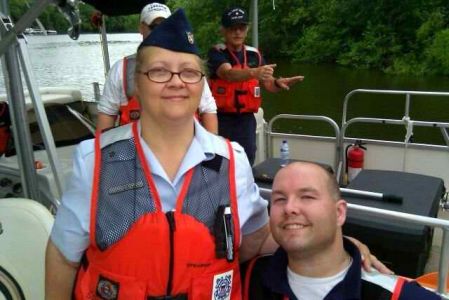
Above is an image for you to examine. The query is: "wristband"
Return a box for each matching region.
[274,78,282,89]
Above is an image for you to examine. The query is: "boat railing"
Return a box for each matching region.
[259,187,449,297]
[340,89,449,184]
[266,114,341,175]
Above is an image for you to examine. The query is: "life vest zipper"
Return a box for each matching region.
[166,211,176,296]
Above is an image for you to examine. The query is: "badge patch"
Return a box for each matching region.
[96,275,119,300]
[130,110,140,120]
[217,87,226,95]
[212,270,233,300]
[186,31,194,44]
[254,86,260,98]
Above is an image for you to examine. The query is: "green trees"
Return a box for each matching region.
[6,0,449,76]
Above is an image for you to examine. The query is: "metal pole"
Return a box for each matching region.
[0,0,9,15]
[251,0,259,48]
[0,23,40,200]
[93,82,101,102]
[405,93,411,119]
[100,15,111,76]
[437,229,449,295]
[0,0,53,57]
[18,37,64,201]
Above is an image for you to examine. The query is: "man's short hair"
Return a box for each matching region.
[284,162,341,201]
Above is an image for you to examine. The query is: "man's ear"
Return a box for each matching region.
[336,199,347,227]
[138,23,146,35]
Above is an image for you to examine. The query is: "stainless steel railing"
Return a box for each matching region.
[266,114,341,174]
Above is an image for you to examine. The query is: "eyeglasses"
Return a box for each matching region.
[138,68,205,84]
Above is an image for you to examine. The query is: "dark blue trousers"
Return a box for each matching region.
[218,113,256,166]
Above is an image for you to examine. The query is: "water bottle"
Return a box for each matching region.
[280,140,289,167]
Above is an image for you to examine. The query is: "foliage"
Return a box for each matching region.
[6,0,449,76]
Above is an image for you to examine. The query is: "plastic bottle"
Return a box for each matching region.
[280,140,289,167]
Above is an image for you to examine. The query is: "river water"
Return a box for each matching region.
[1,33,448,144]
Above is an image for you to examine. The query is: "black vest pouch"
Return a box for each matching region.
[214,205,227,259]
[214,204,235,262]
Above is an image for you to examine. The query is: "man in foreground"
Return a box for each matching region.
[244,162,441,299]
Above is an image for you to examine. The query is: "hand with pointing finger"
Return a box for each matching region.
[275,75,304,90]
[255,64,277,81]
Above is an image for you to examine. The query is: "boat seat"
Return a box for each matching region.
[343,169,445,277]
[0,198,54,300]
[0,87,83,110]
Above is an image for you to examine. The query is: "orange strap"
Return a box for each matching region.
[90,130,103,247]
[391,277,407,300]
[242,257,259,300]
[226,139,240,252]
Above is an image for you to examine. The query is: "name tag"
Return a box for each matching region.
[254,86,260,97]
[108,181,144,194]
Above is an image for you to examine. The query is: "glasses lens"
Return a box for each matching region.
[147,68,171,83]
[180,69,203,83]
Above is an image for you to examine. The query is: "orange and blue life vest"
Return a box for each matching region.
[209,44,262,113]
[73,122,242,299]
[242,238,423,300]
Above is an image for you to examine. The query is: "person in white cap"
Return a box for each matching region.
[96,3,218,133]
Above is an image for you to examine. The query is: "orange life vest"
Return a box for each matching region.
[119,55,141,125]
[209,44,262,113]
[73,122,242,299]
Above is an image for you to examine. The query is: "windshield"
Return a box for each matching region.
[6,101,94,156]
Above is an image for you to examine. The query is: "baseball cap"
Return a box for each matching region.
[138,9,199,56]
[221,6,249,28]
[140,3,171,26]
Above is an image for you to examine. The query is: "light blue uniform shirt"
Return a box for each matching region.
[51,120,269,262]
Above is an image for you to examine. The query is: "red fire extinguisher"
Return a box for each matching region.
[0,102,11,156]
[345,140,366,183]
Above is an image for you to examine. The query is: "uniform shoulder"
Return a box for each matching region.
[77,138,95,159]
[245,45,260,54]
[361,270,399,293]
[401,280,442,299]
[360,270,441,299]
[212,43,226,51]
[206,134,246,160]
[124,53,136,60]
[98,124,133,149]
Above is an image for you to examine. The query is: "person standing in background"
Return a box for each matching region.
[208,6,303,165]
[97,3,218,133]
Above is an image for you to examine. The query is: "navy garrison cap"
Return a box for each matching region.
[138,8,199,56]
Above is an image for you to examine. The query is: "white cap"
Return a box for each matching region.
[140,3,171,26]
